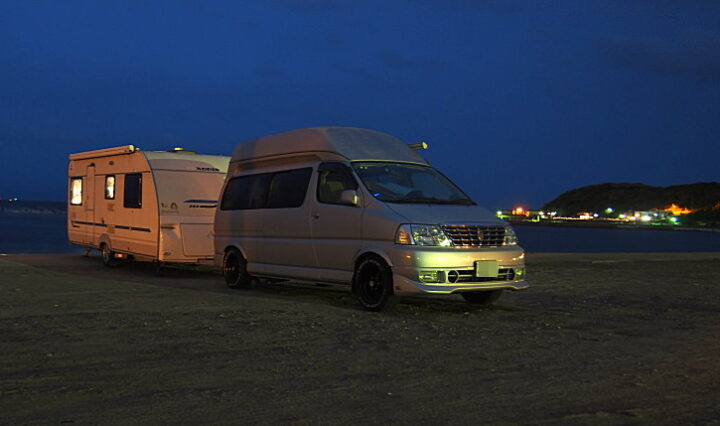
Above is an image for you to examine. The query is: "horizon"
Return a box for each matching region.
[3,179,718,211]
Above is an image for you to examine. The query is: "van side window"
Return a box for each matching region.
[105,175,116,200]
[317,163,358,205]
[267,168,312,208]
[70,177,83,205]
[124,173,142,208]
[221,174,271,210]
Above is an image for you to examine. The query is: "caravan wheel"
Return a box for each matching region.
[100,244,117,267]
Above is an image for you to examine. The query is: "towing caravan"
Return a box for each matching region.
[68,146,229,266]
[215,127,528,310]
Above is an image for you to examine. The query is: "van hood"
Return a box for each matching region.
[384,202,504,225]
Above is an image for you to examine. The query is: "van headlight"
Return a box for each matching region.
[396,224,453,247]
[504,226,519,246]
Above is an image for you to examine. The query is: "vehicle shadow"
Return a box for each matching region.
[12,253,521,315]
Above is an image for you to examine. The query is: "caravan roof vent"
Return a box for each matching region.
[169,147,197,154]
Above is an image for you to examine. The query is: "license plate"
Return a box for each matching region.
[475,260,498,278]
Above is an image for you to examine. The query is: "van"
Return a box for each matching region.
[214,127,528,310]
[68,145,229,266]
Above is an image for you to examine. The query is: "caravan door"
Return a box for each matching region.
[83,165,96,245]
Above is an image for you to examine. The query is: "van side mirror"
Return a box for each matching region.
[340,189,360,206]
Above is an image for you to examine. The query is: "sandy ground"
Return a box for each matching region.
[1,252,719,425]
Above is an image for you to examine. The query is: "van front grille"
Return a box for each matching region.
[450,268,515,283]
[441,224,506,248]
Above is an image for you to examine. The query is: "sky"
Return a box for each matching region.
[1,0,719,209]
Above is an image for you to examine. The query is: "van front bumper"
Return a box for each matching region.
[387,245,529,295]
[392,274,529,294]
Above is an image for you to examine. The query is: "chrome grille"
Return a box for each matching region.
[441,224,506,248]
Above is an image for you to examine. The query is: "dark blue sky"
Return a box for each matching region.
[2,1,718,209]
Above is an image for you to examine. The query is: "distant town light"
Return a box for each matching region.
[605,207,614,214]
[641,215,652,222]
[665,204,694,216]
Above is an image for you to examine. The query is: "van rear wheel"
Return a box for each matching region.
[461,290,503,305]
[224,248,251,288]
[100,244,116,267]
[353,255,393,311]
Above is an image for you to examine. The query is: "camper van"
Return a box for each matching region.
[68,146,230,266]
[215,127,528,310]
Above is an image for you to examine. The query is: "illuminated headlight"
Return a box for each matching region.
[504,226,519,246]
[396,224,453,247]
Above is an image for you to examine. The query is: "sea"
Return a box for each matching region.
[0,211,718,254]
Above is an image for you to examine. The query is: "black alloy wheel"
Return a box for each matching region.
[224,248,251,288]
[353,255,393,311]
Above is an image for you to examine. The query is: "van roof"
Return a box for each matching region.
[230,127,427,164]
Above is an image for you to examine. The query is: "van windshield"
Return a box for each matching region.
[352,162,475,205]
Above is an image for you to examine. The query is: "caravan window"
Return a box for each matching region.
[267,168,312,208]
[124,173,142,208]
[70,178,83,205]
[105,175,116,199]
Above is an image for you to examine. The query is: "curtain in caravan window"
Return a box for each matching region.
[123,173,142,208]
[105,175,116,199]
[70,178,83,205]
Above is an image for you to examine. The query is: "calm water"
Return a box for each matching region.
[0,212,718,254]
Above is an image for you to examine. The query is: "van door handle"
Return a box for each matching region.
[311,212,320,219]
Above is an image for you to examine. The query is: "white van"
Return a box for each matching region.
[68,145,229,266]
[215,127,528,310]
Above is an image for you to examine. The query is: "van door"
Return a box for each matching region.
[310,163,363,282]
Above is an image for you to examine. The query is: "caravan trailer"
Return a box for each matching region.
[68,146,229,266]
[215,127,528,310]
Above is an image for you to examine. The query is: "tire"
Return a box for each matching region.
[223,248,252,288]
[100,243,117,267]
[461,290,503,305]
[352,255,394,311]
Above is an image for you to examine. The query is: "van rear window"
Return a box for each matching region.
[221,167,312,210]
[267,168,312,208]
[221,174,271,210]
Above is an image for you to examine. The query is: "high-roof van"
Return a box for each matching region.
[215,127,528,310]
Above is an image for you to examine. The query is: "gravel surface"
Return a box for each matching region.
[1,253,719,424]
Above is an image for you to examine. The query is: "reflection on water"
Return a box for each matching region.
[515,225,720,253]
[0,212,717,254]
[0,212,81,254]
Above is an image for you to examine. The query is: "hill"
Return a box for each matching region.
[542,182,720,216]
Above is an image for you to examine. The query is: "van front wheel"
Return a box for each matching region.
[353,256,393,311]
[224,248,251,288]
